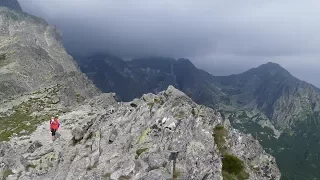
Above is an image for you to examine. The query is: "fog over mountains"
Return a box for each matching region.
[19,0,320,87]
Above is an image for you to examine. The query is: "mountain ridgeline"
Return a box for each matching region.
[75,54,224,105]
[75,53,320,129]
[75,53,320,179]
[0,4,282,180]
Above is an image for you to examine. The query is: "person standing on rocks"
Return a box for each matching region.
[50,116,60,141]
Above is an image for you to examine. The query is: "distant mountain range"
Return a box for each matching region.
[74,53,320,179]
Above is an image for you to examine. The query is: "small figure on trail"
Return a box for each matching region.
[50,116,60,141]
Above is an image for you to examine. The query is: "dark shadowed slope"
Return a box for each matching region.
[0,0,22,11]
[75,54,226,105]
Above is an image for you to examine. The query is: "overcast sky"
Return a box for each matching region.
[19,0,320,87]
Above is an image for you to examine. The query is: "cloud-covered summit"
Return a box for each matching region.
[18,0,320,87]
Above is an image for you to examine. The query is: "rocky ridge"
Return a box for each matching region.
[0,86,280,179]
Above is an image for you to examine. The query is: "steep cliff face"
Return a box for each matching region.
[0,86,280,180]
[0,7,98,101]
[0,6,99,151]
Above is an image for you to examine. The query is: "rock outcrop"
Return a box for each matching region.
[0,86,281,179]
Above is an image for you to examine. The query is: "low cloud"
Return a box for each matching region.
[19,0,320,87]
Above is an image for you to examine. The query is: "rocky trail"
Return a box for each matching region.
[1,86,281,180]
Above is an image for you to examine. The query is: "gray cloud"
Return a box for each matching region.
[19,0,320,87]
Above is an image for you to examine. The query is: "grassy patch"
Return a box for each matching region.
[136,128,150,144]
[32,91,42,95]
[102,173,111,180]
[174,111,185,119]
[154,98,164,105]
[222,154,249,180]
[147,102,154,108]
[213,125,249,180]
[213,125,228,154]
[222,154,248,177]
[76,93,85,103]
[0,53,7,67]
[3,169,12,179]
[0,109,36,141]
[0,96,57,141]
[135,147,148,159]
[222,171,238,180]
[0,54,5,61]
[26,164,37,170]
[103,173,111,177]
[119,175,131,180]
[173,168,181,180]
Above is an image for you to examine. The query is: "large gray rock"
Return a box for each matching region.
[147,153,167,171]
[71,127,84,141]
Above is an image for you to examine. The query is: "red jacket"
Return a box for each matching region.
[50,118,59,130]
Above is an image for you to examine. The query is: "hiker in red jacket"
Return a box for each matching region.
[50,116,60,141]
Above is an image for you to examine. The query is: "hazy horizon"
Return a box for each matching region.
[18,0,320,87]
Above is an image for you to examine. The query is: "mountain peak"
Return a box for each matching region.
[176,58,196,69]
[263,61,280,66]
[258,62,286,71]
[245,62,292,78]
[259,62,284,69]
[0,0,22,11]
